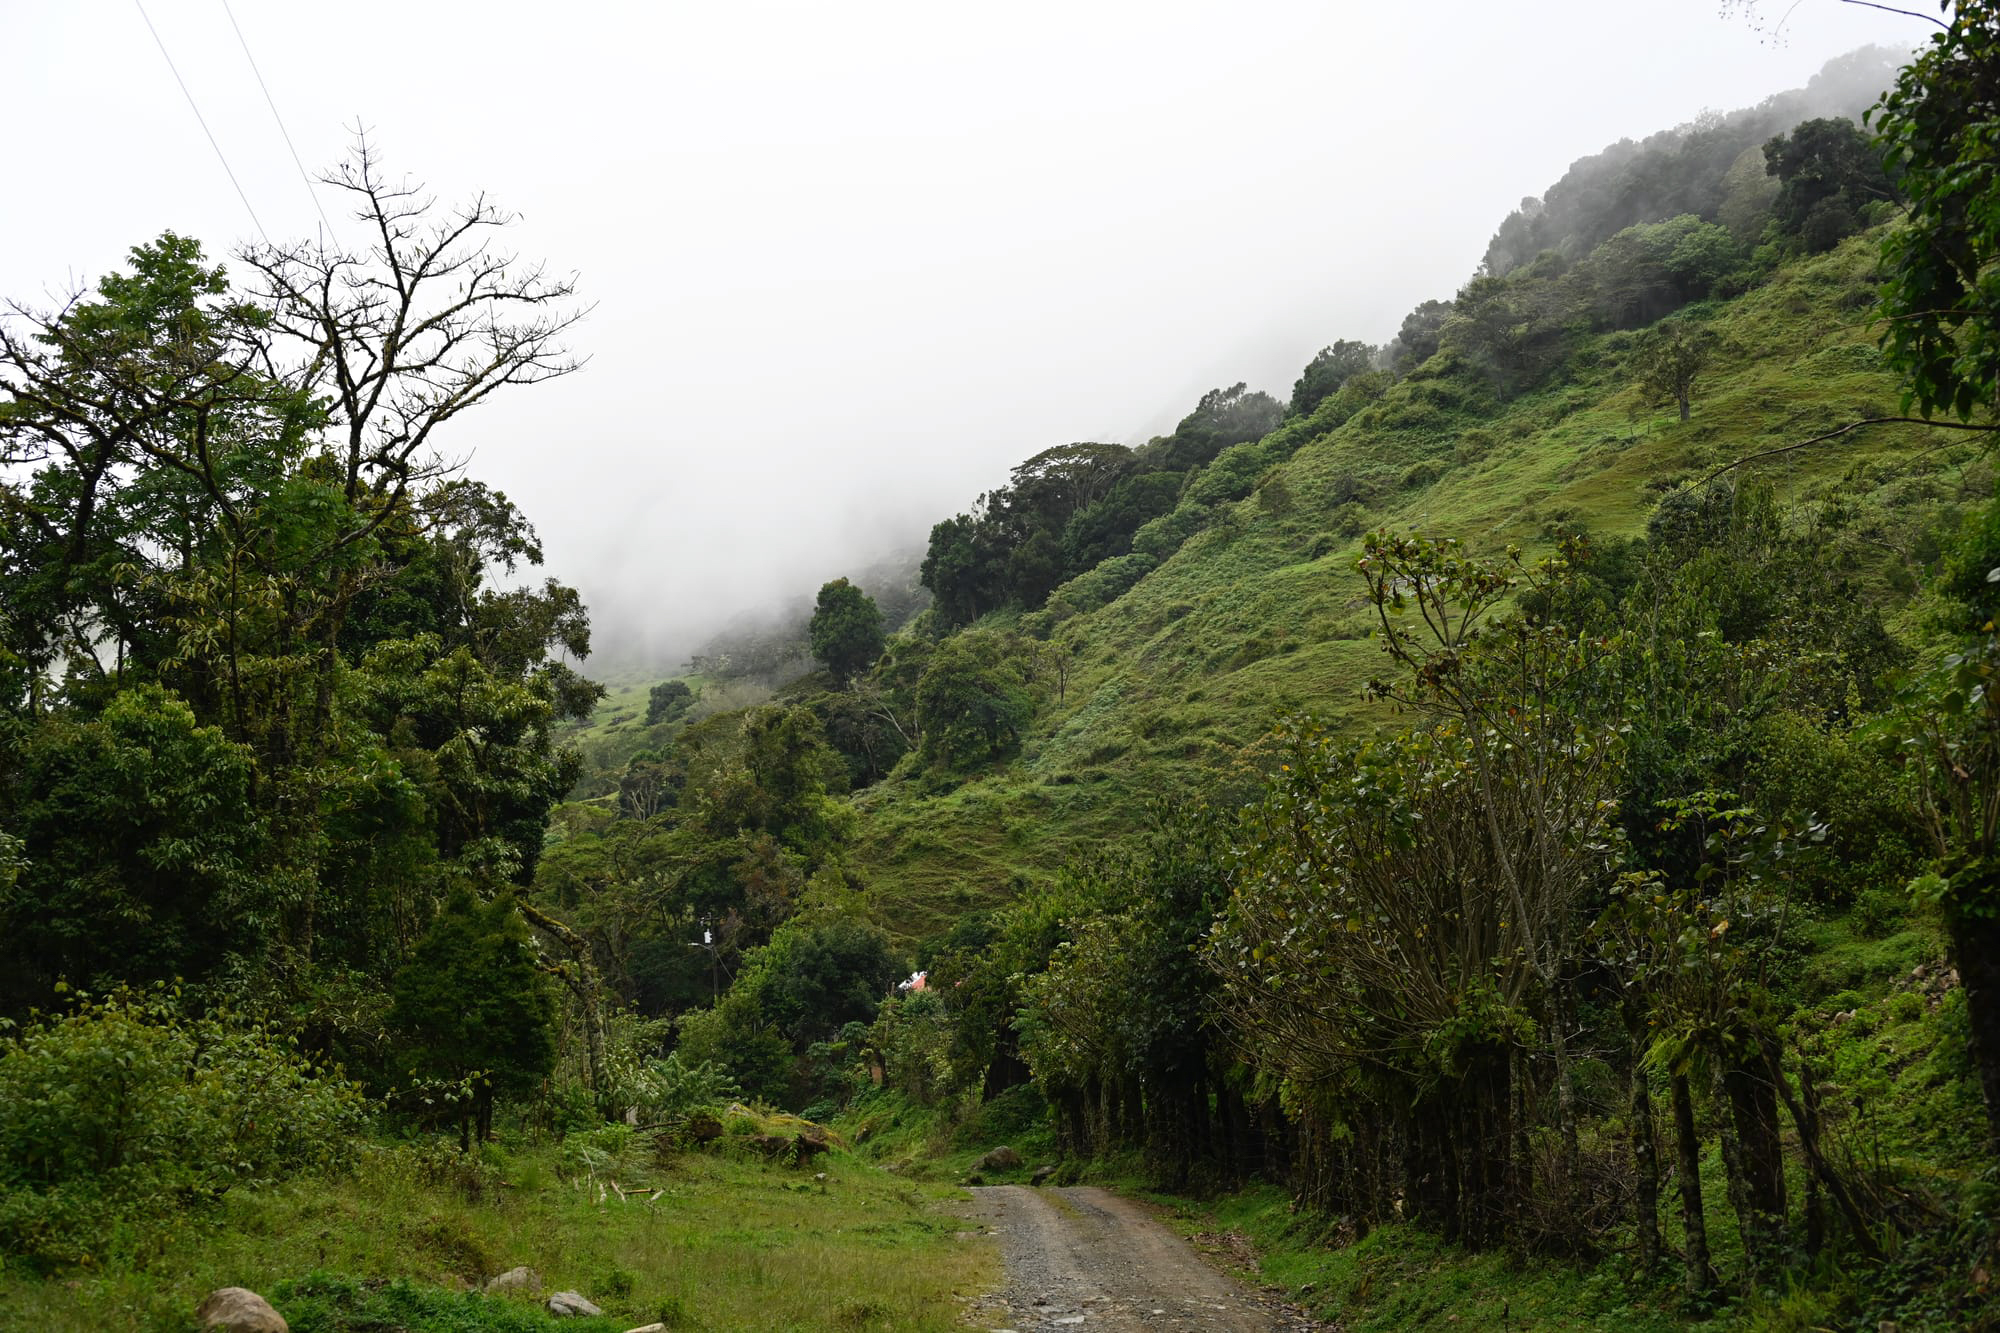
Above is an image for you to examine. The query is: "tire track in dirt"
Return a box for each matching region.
[962,1185,1334,1332]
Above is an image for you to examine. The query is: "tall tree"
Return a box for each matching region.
[808,577,885,683]
[1763,116,1893,253]
[389,890,557,1149]
[1289,340,1376,417]
[1634,319,1719,421]
[0,143,598,1020]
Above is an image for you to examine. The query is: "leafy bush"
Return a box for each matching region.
[559,1124,639,1181]
[607,1050,740,1124]
[674,997,792,1104]
[1046,553,1157,617]
[1129,505,1208,561]
[0,988,369,1268]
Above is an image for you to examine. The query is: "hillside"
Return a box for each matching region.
[506,41,2000,1330]
[847,234,1973,936]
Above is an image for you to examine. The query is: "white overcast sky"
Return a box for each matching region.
[1,1,1919,664]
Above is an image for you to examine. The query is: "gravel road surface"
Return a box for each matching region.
[962,1184,1333,1332]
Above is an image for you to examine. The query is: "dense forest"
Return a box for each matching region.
[8,12,2000,1333]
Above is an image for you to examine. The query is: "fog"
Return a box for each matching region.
[1,1,1918,669]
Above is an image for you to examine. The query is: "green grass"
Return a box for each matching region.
[848,231,1985,937]
[838,1083,1058,1184]
[1190,1190,1688,1333]
[0,1139,992,1333]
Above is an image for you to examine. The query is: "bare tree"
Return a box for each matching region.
[239,131,589,528]
[231,132,592,750]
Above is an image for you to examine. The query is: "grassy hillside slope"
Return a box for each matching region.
[852,234,1983,938]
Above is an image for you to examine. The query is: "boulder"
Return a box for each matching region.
[196,1288,288,1333]
[624,1326,669,1333]
[548,1291,604,1318]
[975,1146,1023,1172]
[1031,1164,1057,1186]
[485,1266,541,1296]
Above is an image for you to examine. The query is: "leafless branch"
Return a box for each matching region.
[1699,415,1998,485]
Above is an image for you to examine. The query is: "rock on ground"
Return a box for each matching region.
[976,1145,1024,1171]
[485,1266,541,1295]
[547,1291,604,1318]
[195,1287,288,1333]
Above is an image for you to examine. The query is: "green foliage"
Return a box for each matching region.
[390,892,556,1145]
[673,995,793,1105]
[914,633,1034,772]
[919,443,1137,623]
[1394,298,1453,370]
[1580,214,1740,328]
[1632,318,1720,421]
[1763,116,1892,254]
[1061,471,1183,571]
[1874,3,2000,421]
[1014,800,1234,1179]
[279,1271,621,1333]
[676,917,898,1108]
[1478,48,1898,277]
[646,679,694,727]
[0,988,367,1269]
[1146,383,1284,471]
[735,917,903,1048]
[0,213,599,1028]
[809,578,886,683]
[866,990,955,1106]
[1290,340,1376,418]
[1,686,265,1006]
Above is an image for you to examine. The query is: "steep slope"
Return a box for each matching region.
[853,235,1981,938]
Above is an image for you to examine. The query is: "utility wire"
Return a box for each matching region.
[133,0,271,247]
[219,0,341,248]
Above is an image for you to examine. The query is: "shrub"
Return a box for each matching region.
[1331,502,1369,537]
[607,1051,740,1126]
[1401,459,1445,489]
[0,987,368,1269]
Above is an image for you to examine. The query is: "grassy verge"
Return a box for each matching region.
[0,1136,992,1333]
[1129,1184,1691,1333]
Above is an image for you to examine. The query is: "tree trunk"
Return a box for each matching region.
[1947,898,2000,1150]
[1723,1043,1789,1279]
[1767,1042,1885,1261]
[1671,1072,1716,1299]
[1632,1057,1661,1275]
[1797,1053,1825,1259]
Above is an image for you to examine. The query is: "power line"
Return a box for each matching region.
[132,0,271,247]
[219,0,341,249]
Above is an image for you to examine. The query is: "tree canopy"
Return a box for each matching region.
[808,577,886,682]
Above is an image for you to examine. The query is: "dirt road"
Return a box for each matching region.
[962,1185,1333,1332]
